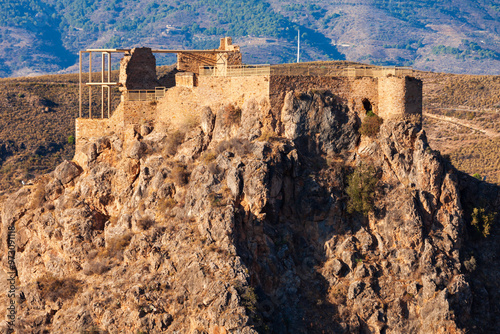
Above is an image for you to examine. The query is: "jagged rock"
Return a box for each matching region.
[45,179,64,200]
[127,139,147,159]
[200,106,215,135]
[54,160,81,184]
[1,88,498,334]
[348,281,365,300]
[140,124,153,137]
[95,137,111,154]
[330,259,345,277]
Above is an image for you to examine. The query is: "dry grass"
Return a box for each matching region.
[215,138,254,155]
[105,233,132,257]
[37,274,82,301]
[0,72,121,193]
[328,282,348,304]
[201,150,217,163]
[258,129,279,142]
[222,104,242,126]
[418,71,500,185]
[158,197,177,211]
[136,216,156,230]
[449,138,500,184]
[171,163,189,186]
[163,130,185,156]
[0,67,177,194]
[418,72,500,110]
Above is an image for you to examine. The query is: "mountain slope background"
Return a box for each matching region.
[1,0,500,77]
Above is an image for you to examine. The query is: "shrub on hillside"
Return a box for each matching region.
[346,163,378,216]
[164,130,185,156]
[171,163,189,186]
[37,274,82,301]
[215,138,253,155]
[223,104,242,126]
[360,112,383,138]
[471,207,497,238]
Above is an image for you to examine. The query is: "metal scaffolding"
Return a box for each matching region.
[79,49,126,119]
[78,48,234,119]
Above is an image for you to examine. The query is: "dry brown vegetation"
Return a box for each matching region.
[222,104,242,126]
[417,71,500,185]
[36,274,82,302]
[449,139,500,184]
[0,71,121,194]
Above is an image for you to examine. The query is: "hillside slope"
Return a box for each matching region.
[1,0,500,76]
[0,72,122,194]
[0,89,499,333]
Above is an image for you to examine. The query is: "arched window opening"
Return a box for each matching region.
[362,98,372,114]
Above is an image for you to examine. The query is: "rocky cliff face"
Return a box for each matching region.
[1,90,499,333]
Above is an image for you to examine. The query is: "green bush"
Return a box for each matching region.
[346,163,378,216]
[360,113,383,138]
[236,284,257,314]
[67,135,75,145]
[472,173,482,180]
[471,207,496,238]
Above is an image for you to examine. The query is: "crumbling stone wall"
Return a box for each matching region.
[119,48,159,91]
[75,118,116,152]
[177,37,242,74]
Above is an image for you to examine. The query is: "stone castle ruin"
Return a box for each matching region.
[75,37,422,157]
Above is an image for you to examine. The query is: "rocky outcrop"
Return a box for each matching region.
[0,90,498,333]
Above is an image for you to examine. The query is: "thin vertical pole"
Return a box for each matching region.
[89,52,92,119]
[79,51,82,118]
[297,29,300,63]
[107,52,111,118]
[101,52,105,118]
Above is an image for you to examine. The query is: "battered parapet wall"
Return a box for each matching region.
[75,118,116,152]
[176,72,196,88]
[74,98,158,153]
[378,76,422,119]
[156,75,270,127]
[269,76,380,117]
[197,75,270,108]
[269,75,422,121]
[120,100,158,125]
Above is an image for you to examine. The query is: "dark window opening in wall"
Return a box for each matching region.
[362,98,372,113]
